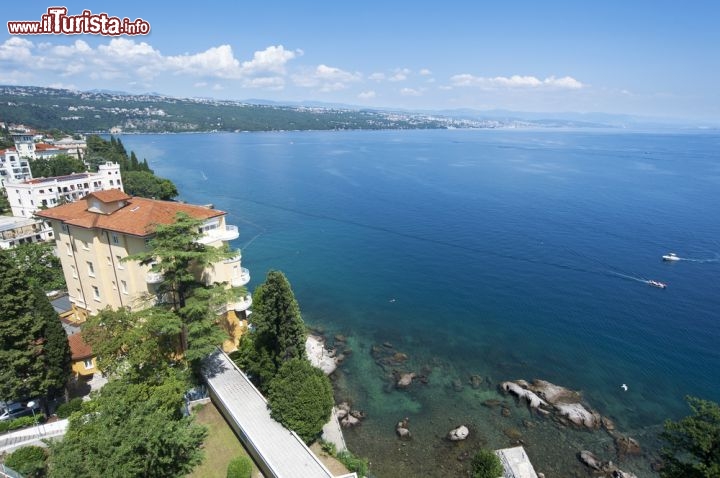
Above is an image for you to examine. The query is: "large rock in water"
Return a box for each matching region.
[501,381,548,409]
[306,335,338,375]
[396,372,416,389]
[447,425,469,441]
[554,402,602,429]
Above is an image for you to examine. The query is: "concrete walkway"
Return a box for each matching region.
[202,349,356,478]
[0,419,68,454]
[321,407,348,452]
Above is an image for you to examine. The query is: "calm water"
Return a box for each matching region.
[121,129,720,477]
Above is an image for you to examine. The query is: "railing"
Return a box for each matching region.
[230,268,250,287]
[223,250,242,264]
[0,464,24,478]
[197,225,240,244]
[228,294,253,312]
[146,271,164,284]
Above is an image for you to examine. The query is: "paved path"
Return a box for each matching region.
[321,407,348,452]
[202,349,355,478]
[0,419,68,454]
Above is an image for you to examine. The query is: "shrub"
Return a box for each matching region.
[320,439,337,455]
[5,445,47,477]
[226,455,253,478]
[266,358,334,443]
[55,397,84,418]
[0,415,43,433]
[337,450,370,477]
[471,449,504,478]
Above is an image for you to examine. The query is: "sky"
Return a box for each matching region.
[1,1,719,121]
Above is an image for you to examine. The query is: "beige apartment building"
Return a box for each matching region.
[36,189,252,350]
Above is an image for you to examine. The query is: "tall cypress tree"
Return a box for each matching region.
[0,252,70,402]
[236,271,307,390]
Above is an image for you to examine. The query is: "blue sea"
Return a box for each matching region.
[120,129,720,477]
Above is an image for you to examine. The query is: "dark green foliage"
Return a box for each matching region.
[54,397,84,419]
[267,358,334,444]
[336,450,370,476]
[235,271,307,391]
[0,192,10,215]
[5,242,66,291]
[0,252,70,402]
[659,396,720,477]
[123,170,178,200]
[226,456,253,478]
[0,414,45,433]
[49,372,206,478]
[471,449,504,478]
[29,154,87,178]
[5,446,47,477]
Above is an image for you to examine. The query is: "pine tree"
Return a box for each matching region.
[34,288,72,400]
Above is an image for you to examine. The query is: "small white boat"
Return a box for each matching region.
[662,253,680,261]
[647,280,667,289]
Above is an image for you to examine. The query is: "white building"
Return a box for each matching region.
[0,147,33,189]
[5,162,123,218]
[0,215,49,249]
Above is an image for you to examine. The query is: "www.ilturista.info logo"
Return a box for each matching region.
[7,7,150,36]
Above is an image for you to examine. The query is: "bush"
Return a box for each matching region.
[0,415,44,433]
[5,445,47,477]
[55,397,84,418]
[266,358,334,443]
[226,455,253,478]
[471,449,504,478]
[337,450,370,477]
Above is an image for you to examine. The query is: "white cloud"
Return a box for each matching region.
[293,64,361,91]
[419,68,432,76]
[0,38,301,89]
[389,68,411,82]
[368,72,385,81]
[450,73,584,90]
[400,87,422,96]
[358,90,376,99]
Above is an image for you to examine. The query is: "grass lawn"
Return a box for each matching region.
[187,401,263,478]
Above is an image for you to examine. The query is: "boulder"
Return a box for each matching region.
[578,450,604,471]
[469,375,483,389]
[396,417,411,439]
[396,372,416,389]
[501,381,548,409]
[342,414,360,427]
[529,379,581,404]
[306,335,338,375]
[554,402,601,429]
[614,434,641,457]
[447,425,469,441]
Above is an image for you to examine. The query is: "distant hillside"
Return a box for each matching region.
[0,85,491,133]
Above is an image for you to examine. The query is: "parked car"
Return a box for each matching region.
[0,399,41,421]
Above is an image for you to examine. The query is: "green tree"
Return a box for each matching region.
[123,170,178,200]
[471,449,504,478]
[235,271,307,390]
[266,358,334,444]
[48,372,206,478]
[5,242,66,291]
[5,446,47,477]
[29,154,86,178]
[0,192,10,215]
[0,251,71,402]
[125,212,236,363]
[659,396,720,478]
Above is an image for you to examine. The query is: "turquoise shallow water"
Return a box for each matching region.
[120,129,720,477]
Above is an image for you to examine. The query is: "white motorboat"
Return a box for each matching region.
[662,253,680,261]
[647,280,667,289]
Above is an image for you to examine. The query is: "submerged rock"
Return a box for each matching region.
[501,381,548,409]
[614,434,641,457]
[396,372,416,389]
[396,417,411,439]
[447,425,469,441]
[554,402,601,429]
[469,375,483,389]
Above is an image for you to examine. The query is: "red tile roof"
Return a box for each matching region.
[87,189,132,203]
[68,333,93,360]
[36,195,225,237]
[34,143,58,151]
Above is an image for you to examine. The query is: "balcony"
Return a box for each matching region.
[146,271,164,284]
[223,250,242,264]
[231,267,251,287]
[228,294,253,312]
[197,225,240,245]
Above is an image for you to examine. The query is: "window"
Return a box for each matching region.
[121,280,128,294]
[116,255,124,269]
[106,256,112,266]
[92,286,100,301]
[82,240,89,250]
[87,261,95,277]
[111,234,119,244]
[109,179,114,185]
[83,358,94,369]
[71,265,77,278]
[66,243,72,256]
